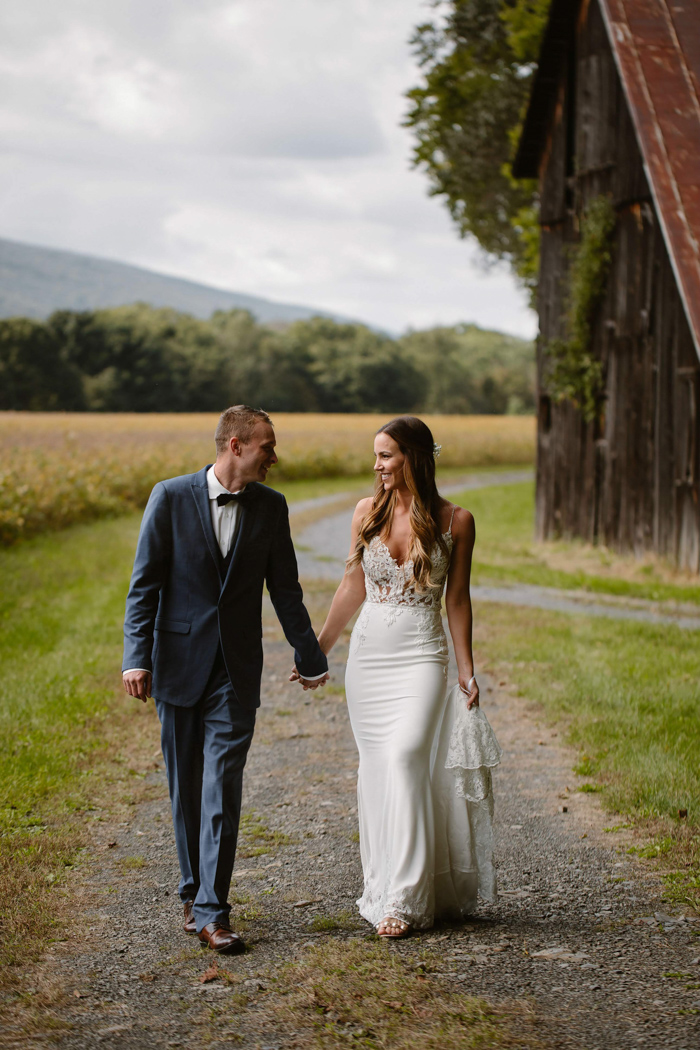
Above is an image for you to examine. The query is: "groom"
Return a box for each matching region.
[122,405,328,954]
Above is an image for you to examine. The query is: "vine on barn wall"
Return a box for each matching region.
[545,195,616,423]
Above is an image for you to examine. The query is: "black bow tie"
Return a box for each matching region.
[216,488,254,508]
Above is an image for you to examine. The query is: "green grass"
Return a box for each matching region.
[0,512,161,971]
[308,910,360,933]
[573,756,598,776]
[119,855,147,872]
[457,481,700,605]
[238,812,293,858]
[0,513,148,830]
[475,601,700,907]
[477,603,699,820]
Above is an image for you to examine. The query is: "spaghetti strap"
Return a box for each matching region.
[448,504,457,535]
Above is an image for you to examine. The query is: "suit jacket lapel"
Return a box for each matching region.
[190,465,221,571]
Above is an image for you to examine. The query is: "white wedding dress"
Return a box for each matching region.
[345,515,501,929]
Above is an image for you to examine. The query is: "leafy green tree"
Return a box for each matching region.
[0,317,85,410]
[49,310,109,378]
[50,305,194,412]
[209,309,298,410]
[49,304,261,412]
[399,322,535,414]
[404,0,550,296]
[278,318,423,413]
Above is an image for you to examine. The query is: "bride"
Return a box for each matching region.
[304,415,499,938]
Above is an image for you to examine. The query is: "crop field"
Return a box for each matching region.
[0,412,534,544]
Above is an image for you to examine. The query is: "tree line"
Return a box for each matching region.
[0,303,534,415]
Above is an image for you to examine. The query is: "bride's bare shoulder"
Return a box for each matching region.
[352,496,374,521]
[441,501,474,536]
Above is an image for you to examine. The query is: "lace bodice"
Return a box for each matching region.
[362,522,454,611]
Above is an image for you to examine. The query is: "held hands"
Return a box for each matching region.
[289,666,330,691]
[458,673,480,710]
[123,670,152,704]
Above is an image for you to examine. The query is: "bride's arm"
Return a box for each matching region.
[444,506,479,707]
[315,498,371,655]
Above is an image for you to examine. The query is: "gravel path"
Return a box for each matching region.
[3,477,699,1048]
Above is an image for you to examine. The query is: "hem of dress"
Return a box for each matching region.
[357,896,483,930]
[357,898,435,930]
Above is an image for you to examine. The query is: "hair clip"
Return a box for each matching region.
[433,443,442,458]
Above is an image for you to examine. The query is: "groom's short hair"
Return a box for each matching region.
[215,405,273,454]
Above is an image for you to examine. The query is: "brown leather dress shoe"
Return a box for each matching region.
[183,900,196,935]
[197,922,245,955]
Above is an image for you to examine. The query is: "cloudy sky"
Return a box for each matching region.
[0,0,536,337]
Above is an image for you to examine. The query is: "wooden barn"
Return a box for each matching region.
[513,0,700,570]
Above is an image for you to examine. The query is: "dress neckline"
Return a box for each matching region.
[374,527,453,570]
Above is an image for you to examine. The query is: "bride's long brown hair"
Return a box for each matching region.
[346,416,448,592]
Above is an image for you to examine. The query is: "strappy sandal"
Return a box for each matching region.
[376,916,411,939]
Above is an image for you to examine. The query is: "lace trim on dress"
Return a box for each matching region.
[362,530,453,611]
[357,885,435,930]
[444,684,503,802]
[350,603,371,652]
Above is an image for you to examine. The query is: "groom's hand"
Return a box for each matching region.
[123,670,152,703]
[288,667,329,691]
[300,673,329,691]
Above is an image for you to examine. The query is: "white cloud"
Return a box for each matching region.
[0,0,537,338]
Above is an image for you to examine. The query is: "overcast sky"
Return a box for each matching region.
[0,0,536,337]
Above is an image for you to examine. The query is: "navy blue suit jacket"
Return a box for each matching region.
[122,466,328,708]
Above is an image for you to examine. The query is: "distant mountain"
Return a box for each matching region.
[0,236,353,325]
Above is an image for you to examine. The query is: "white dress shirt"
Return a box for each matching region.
[206,465,243,557]
[124,466,326,681]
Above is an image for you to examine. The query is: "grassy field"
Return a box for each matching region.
[0,412,534,544]
[0,511,157,972]
[455,480,700,908]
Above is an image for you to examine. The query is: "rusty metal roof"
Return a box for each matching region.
[514,0,700,358]
[600,0,700,357]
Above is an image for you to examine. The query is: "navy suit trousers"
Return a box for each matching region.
[156,650,256,931]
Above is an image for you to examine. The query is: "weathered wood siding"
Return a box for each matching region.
[536,0,700,570]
